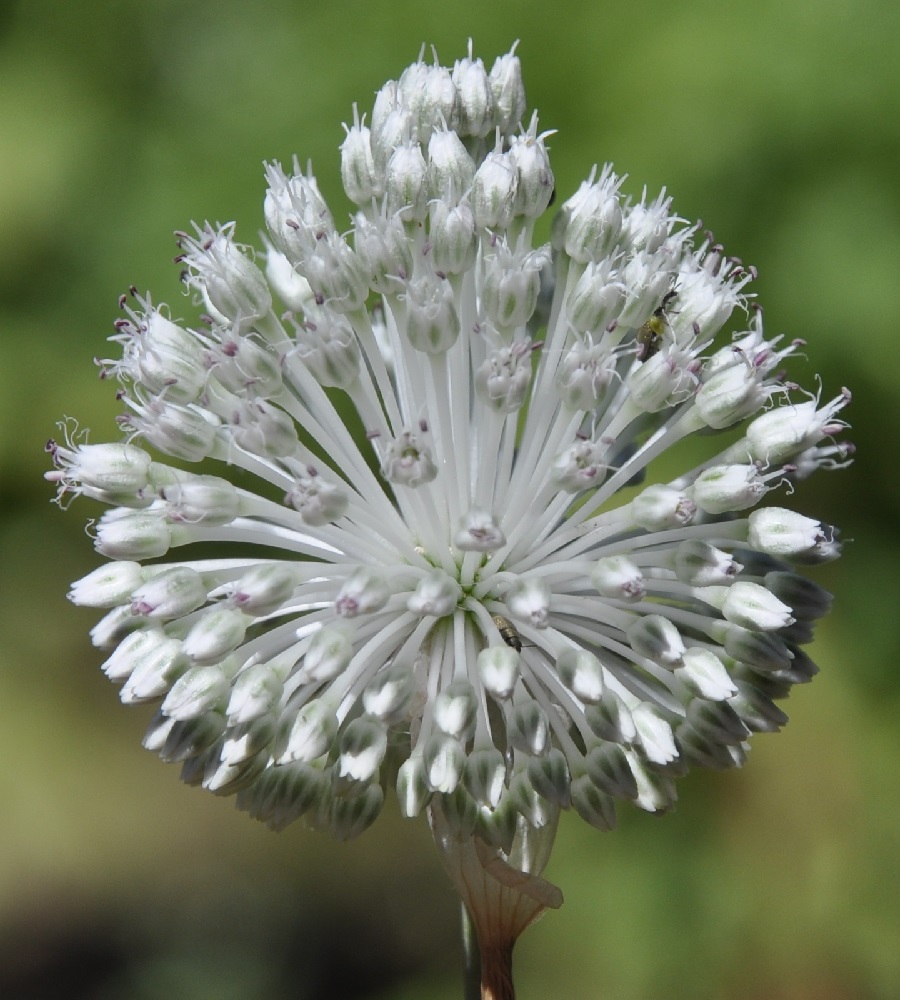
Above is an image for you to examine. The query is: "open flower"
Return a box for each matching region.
[48,42,851,996]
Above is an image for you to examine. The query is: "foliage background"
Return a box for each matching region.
[1,1,897,997]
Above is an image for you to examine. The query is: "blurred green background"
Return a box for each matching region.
[1,1,898,997]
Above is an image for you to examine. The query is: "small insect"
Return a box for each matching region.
[492,614,523,652]
[635,289,677,362]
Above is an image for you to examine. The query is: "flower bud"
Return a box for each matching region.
[452,52,495,138]
[226,661,284,724]
[627,614,685,666]
[337,717,388,782]
[454,508,506,552]
[571,773,618,831]
[719,581,794,631]
[335,569,390,617]
[475,343,533,413]
[465,747,506,808]
[408,570,462,617]
[748,508,840,562]
[281,699,338,763]
[302,626,354,682]
[506,700,550,755]
[69,561,144,608]
[423,732,465,793]
[557,647,605,703]
[675,648,736,701]
[527,748,571,808]
[182,608,247,664]
[585,742,638,799]
[673,540,741,586]
[362,662,414,723]
[477,646,520,701]
[692,464,767,515]
[130,566,207,619]
[385,142,428,222]
[340,119,380,205]
[584,689,637,744]
[632,484,697,530]
[229,564,297,615]
[591,555,645,602]
[162,665,230,721]
[434,679,478,738]
[489,48,526,134]
[505,577,552,628]
[396,754,432,817]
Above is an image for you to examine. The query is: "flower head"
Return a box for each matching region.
[49,44,851,856]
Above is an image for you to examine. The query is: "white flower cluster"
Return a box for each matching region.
[48,44,851,846]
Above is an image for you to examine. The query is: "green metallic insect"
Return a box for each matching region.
[635,289,677,362]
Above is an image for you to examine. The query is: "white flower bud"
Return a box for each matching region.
[159,473,240,526]
[527,747,571,808]
[630,759,677,813]
[229,564,297,615]
[399,59,458,142]
[632,705,678,765]
[69,561,144,608]
[433,679,477,738]
[505,577,552,628]
[475,342,532,413]
[380,429,438,487]
[221,715,277,766]
[471,147,517,229]
[334,569,390,617]
[626,348,698,414]
[675,648,736,701]
[584,689,637,744]
[396,754,432,817]
[559,165,624,263]
[695,362,769,428]
[182,224,271,332]
[571,773,618,831]
[362,662,414,723]
[673,540,742,586]
[117,634,185,703]
[426,129,475,202]
[136,402,219,463]
[489,48,526,134]
[720,581,794,631]
[226,662,284,724]
[102,629,178,683]
[337,717,388,782]
[407,570,462,617]
[591,555,645,602]
[477,646,520,701]
[692,463,767,514]
[552,440,609,492]
[452,52,495,138]
[281,699,338,763]
[293,311,361,389]
[340,120,380,205]
[557,647,605,703]
[301,233,368,314]
[48,441,153,503]
[507,700,550,756]
[627,614,685,666]
[161,664,230,720]
[567,260,625,334]
[454,508,506,552]
[354,212,414,294]
[301,626,353,682]
[465,748,506,808]
[482,248,542,329]
[585,742,638,799]
[632,484,697,530]
[133,312,207,404]
[385,142,429,222]
[510,124,554,218]
[748,507,840,562]
[429,200,477,275]
[746,390,850,465]
[285,470,348,526]
[555,342,617,411]
[764,571,832,621]
[130,566,207,619]
[182,608,247,664]
[404,273,460,354]
[423,732,465,793]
